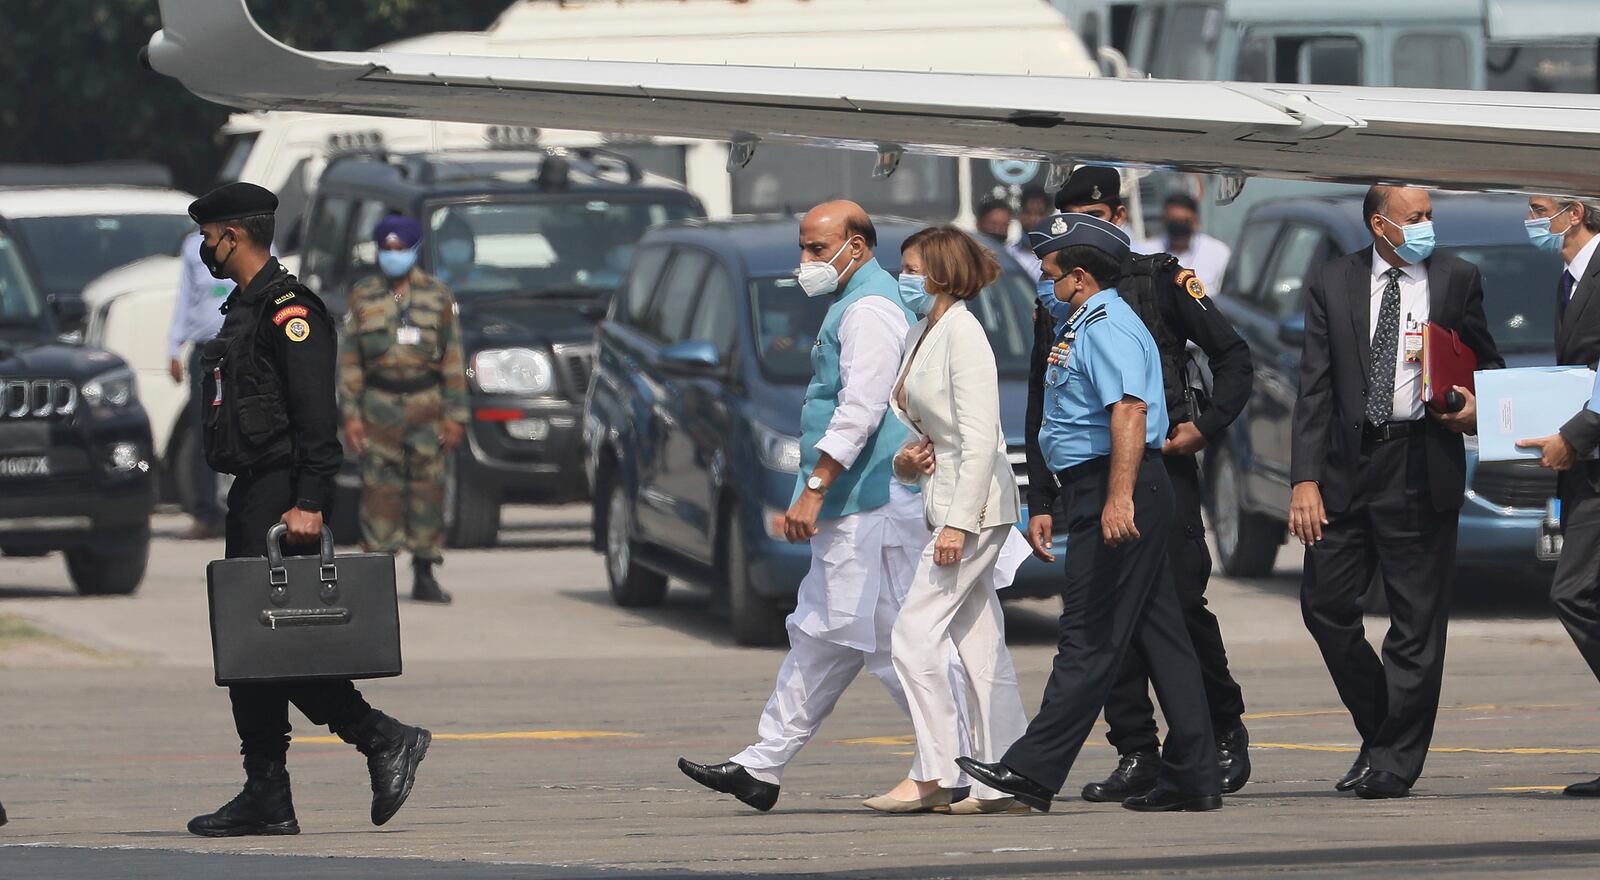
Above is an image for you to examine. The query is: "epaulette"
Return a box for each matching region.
[1079,305,1109,329]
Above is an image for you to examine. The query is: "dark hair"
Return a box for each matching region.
[1164,193,1200,214]
[845,212,878,249]
[1362,186,1392,224]
[904,225,1000,301]
[1054,244,1121,288]
[976,197,1013,219]
[232,213,276,248]
[1019,186,1051,210]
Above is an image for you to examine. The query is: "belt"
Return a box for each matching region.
[1362,420,1425,443]
[365,373,442,394]
[1058,448,1162,483]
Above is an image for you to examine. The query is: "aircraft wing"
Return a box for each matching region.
[145,0,1600,196]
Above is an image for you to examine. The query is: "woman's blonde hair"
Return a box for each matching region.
[901,225,1000,300]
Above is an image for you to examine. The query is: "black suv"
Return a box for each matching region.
[0,218,155,594]
[295,147,703,546]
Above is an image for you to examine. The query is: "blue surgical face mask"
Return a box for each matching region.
[1526,206,1575,254]
[1380,215,1436,265]
[898,273,932,316]
[1036,277,1074,325]
[377,246,418,279]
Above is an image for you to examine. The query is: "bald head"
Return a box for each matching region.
[799,200,876,288]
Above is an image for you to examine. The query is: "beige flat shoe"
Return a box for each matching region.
[945,797,1031,815]
[862,788,954,814]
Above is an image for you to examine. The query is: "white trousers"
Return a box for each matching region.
[891,525,1028,799]
[731,503,971,785]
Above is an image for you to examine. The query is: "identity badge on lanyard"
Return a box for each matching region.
[396,303,422,347]
[1402,313,1423,364]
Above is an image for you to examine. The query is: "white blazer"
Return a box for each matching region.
[890,301,1021,534]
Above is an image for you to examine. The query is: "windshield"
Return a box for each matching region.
[0,232,46,322]
[426,198,699,297]
[1487,42,1599,93]
[1440,245,1560,353]
[11,214,193,295]
[750,272,1037,384]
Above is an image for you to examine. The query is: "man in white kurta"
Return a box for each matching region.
[678,201,968,811]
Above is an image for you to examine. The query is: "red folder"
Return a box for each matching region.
[1421,322,1476,413]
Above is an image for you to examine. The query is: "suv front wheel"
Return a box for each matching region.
[67,526,150,596]
[1209,445,1281,578]
[604,478,667,607]
[723,503,786,647]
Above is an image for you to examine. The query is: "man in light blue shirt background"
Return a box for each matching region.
[166,230,232,538]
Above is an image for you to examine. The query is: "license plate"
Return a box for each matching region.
[0,456,49,477]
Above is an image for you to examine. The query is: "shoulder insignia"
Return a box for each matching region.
[273,304,309,326]
[284,317,311,343]
[1176,269,1206,300]
[273,291,297,306]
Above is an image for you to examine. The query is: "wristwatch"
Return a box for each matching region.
[805,474,827,494]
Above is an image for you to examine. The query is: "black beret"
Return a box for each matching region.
[188,182,278,224]
[1028,212,1131,264]
[1053,166,1123,211]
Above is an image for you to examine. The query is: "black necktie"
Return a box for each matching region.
[1559,270,1576,321]
[1367,267,1403,425]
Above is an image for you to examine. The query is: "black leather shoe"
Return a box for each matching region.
[187,758,300,837]
[1355,770,1410,799]
[345,712,432,826]
[1563,776,1600,797]
[1081,749,1161,803]
[955,758,1053,813]
[1335,752,1371,792]
[1122,788,1223,813]
[678,758,779,811]
[412,559,453,604]
[1217,723,1251,794]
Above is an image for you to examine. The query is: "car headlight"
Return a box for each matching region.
[754,421,801,473]
[81,367,137,412]
[472,348,553,395]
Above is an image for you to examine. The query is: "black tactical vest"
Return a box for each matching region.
[1118,253,1195,424]
[198,273,319,475]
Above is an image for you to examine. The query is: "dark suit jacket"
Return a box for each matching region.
[1555,247,1600,493]
[1290,250,1504,514]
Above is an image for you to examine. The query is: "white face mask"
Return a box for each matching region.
[796,238,857,297]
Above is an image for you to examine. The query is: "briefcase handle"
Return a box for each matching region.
[264,524,339,605]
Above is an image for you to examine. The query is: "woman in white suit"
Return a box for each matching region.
[864,227,1030,814]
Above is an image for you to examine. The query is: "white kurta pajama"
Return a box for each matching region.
[731,296,972,785]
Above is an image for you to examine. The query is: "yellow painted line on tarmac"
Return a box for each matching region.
[294,730,639,745]
[838,734,916,746]
[1243,704,1499,721]
[1255,742,1600,756]
[1494,785,1568,792]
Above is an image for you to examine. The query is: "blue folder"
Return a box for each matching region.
[1475,366,1598,462]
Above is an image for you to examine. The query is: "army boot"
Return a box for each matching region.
[187,757,299,837]
[411,558,452,604]
[342,711,432,826]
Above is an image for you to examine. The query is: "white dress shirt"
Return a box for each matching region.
[1565,232,1600,294]
[1144,232,1232,294]
[1370,248,1430,422]
[813,296,911,469]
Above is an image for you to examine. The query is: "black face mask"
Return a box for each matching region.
[199,233,235,280]
[1165,219,1196,243]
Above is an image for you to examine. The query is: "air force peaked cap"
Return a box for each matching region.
[1053,165,1123,211]
[188,182,278,225]
[1028,213,1132,264]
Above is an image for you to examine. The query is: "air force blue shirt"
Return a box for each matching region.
[1039,288,1168,471]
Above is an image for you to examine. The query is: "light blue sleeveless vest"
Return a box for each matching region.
[793,258,914,521]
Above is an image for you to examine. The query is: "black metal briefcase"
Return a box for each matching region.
[207,525,402,686]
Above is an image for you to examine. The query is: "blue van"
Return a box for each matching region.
[583,217,1062,645]
[1204,193,1561,589]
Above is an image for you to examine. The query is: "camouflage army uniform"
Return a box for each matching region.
[339,271,469,563]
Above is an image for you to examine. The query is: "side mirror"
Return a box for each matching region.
[1277,313,1306,348]
[658,340,724,376]
[49,294,88,327]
